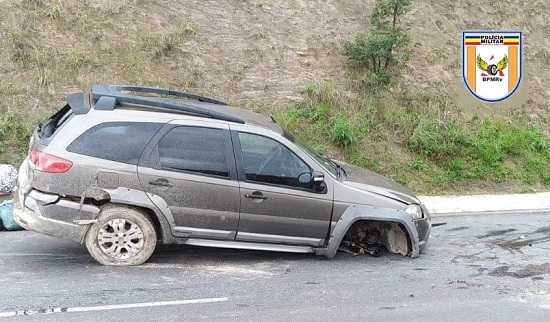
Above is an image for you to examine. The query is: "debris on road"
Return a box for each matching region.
[0,164,17,194]
[0,199,22,231]
[0,164,21,231]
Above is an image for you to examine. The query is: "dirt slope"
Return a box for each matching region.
[1,0,548,108]
[0,0,549,194]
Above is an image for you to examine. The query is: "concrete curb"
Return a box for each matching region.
[418,192,550,217]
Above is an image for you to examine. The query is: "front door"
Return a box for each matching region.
[137,122,240,240]
[233,131,333,247]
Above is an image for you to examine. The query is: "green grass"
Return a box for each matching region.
[330,117,363,148]
[1,0,548,196]
[0,108,44,164]
[44,5,60,20]
[275,82,550,194]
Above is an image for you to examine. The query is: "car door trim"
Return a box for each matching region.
[173,226,236,240]
[183,238,315,253]
[235,232,324,246]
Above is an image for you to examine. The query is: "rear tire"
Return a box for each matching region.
[85,205,157,266]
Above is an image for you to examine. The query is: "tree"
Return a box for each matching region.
[344,0,413,74]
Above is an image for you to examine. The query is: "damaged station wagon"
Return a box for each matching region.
[13,84,431,266]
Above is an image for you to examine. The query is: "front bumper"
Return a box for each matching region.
[416,203,432,253]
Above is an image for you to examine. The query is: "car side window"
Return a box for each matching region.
[66,122,163,165]
[238,132,312,189]
[156,126,229,178]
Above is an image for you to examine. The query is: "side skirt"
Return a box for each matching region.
[181,238,315,254]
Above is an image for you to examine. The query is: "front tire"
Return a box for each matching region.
[85,205,157,266]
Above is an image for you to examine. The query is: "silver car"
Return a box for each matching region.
[13,84,431,266]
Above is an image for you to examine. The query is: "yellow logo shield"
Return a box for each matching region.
[462,31,522,102]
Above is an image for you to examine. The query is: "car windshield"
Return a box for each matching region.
[282,129,340,178]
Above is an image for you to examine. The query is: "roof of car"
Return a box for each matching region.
[67,84,284,134]
[176,100,283,133]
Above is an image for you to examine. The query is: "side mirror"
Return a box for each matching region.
[298,172,312,184]
[311,170,326,193]
[311,170,324,183]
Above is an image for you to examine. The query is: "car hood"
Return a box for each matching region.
[336,161,420,205]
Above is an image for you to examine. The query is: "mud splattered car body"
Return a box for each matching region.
[13,84,431,266]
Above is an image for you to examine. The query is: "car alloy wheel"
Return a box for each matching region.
[97,218,145,260]
[85,205,157,266]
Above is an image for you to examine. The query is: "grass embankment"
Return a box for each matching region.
[275,80,550,195]
[1,0,549,195]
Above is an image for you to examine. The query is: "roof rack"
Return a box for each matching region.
[102,85,228,105]
[90,84,244,124]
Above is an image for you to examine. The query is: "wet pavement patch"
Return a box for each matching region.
[534,226,550,234]
[489,263,550,278]
[477,228,517,239]
[494,235,550,251]
[447,226,469,232]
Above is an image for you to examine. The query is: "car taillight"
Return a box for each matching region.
[30,151,73,173]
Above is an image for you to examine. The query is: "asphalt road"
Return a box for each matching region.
[1,212,550,322]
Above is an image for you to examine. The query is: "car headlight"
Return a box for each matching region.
[405,204,423,220]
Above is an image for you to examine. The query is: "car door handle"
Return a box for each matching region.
[148,178,173,187]
[245,192,267,200]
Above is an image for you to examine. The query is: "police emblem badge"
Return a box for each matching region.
[462,31,522,102]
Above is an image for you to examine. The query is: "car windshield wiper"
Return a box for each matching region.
[321,154,346,179]
[334,161,346,178]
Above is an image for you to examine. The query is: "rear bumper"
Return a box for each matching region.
[13,188,89,244]
[13,159,99,244]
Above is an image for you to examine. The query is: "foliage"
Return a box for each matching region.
[0,108,43,164]
[275,81,550,194]
[344,0,412,80]
[330,117,362,148]
[44,5,60,19]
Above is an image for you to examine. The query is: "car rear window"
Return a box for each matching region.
[66,122,163,165]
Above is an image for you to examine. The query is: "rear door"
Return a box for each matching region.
[137,120,240,240]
